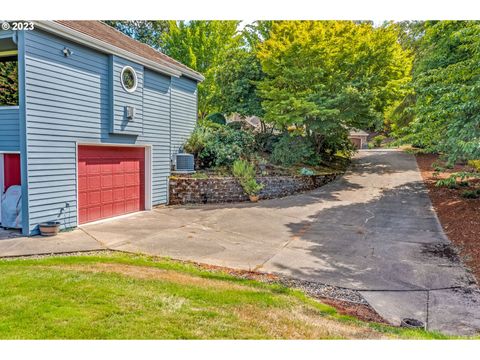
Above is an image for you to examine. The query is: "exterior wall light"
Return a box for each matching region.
[63,47,73,57]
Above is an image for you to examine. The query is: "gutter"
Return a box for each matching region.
[33,21,204,82]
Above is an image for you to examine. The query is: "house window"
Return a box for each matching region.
[0,51,18,106]
[120,66,137,93]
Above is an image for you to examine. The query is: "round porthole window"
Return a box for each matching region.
[120,66,138,93]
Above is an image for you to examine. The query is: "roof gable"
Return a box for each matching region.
[34,21,203,82]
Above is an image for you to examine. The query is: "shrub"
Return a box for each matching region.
[232,159,263,196]
[232,158,256,180]
[226,121,243,130]
[271,135,316,167]
[299,167,315,176]
[254,132,280,154]
[206,112,227,125]
[436,171,480,188]
[468,160,480,172]
[200,127,255,168]
[461,189,480,199]
[242,178,264,196]
[372,135,386,148]
[184,126,209,156]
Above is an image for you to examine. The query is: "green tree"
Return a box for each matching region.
[104,21,169,49]
[216,49,264,118]
[384,21,426,134]
[0,60,18,106]
[242,21,273,50]
[257,21,413,153]
[395,21,426,54]
[402,21,480,162]
[161,21,242,119]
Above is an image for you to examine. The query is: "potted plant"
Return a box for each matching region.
[39,221,61,236]
[232,159,264,202]
[243,178,263,202]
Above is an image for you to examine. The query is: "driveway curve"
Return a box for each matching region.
[2,150,478,335]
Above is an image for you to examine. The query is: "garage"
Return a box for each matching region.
[348,129,369,149]
[350,138,362,149]
[78,145,146,224]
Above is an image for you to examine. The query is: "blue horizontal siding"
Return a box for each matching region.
[142,69,171,204]
[0,108,20,152]
[171,76,197,158]
[23,28,198,234]
[111,56,144,136]
[24,30,110,232]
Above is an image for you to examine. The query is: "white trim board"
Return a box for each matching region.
[34,21,204,82]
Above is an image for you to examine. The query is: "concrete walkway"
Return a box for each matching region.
[1,150,479,335]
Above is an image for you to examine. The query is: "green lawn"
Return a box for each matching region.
[0,252,454,339]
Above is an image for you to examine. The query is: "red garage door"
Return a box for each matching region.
[78,146,145,224]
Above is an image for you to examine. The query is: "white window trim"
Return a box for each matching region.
[120,66,138,93]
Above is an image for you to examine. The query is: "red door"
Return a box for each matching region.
[3,154,21,192]
[78,146,145,224]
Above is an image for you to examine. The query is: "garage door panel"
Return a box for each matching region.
[113,188,125,201]
[101,204,113,218]
[113,174,124,187]
[86,162,101,175]
[101,189,113,203]
[87,175,101,190]
[79,208,87,222]
[350,138,362,149]
[88,206,102,221]
[78,176,87,191]
[113,201,125,215]
[78,161,87,176]
[78,191,87,205]
[101,174,113,188]
[125,199,138,212]
[88,191,101,205]
[101,162,113,174]
[125,186,139,200]
[112,162,124,173]
[78,146,145,224]
[125,173,136,186]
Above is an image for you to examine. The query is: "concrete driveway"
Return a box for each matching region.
[1,150,479,335]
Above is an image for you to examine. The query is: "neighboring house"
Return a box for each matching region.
[227,114,263,131]
[0,21,203,235]
[348,129,369,149]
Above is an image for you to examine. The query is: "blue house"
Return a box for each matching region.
[0,21,203,235]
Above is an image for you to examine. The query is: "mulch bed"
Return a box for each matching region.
[318,297,388,324]
[416,154,480,283]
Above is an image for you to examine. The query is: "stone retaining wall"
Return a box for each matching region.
[169,173,340,205]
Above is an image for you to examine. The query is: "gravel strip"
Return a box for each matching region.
[276,277,369,304]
